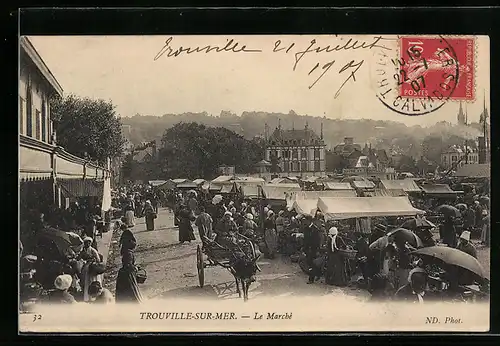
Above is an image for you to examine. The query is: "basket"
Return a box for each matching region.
[338,249,358,260]
[136,266,147,284]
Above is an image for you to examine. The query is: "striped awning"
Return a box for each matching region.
[58,179,104,198]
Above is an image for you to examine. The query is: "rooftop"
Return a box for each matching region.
[268,126,324,146]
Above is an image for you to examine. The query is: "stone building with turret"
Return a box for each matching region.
[264,121,326,177]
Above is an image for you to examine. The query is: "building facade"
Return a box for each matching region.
[19,37,110,210]
[440,145,479,169]
[265,123,326,177]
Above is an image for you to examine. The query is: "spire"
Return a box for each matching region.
[278,118,281,130]
[292,121,295,130]
[457,101,465,125]
[464,103,468,125]
[320,122,323,139]
[305,121,309,130]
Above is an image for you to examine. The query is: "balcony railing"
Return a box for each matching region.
[20,134,111,181]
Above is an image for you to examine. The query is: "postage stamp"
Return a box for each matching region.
[374,35,476,116]
[398,36,476,101]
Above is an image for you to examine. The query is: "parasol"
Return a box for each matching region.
[455,203,468,211]
[187,190,198,198]
[435,204,461,218]
[400,218,436,230]
[411,246,488,281]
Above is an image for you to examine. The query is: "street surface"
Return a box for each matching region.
[104,208,369,301]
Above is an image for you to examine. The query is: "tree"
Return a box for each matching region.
[159,122,264,179]
[51,94,126,164]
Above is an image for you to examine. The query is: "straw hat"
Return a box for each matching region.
[459,231,471,242]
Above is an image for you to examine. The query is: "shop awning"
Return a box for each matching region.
[380,179,422,192]
[149,180,168,187]
[287,190,358,208]
[211,175,235,183]
[323,182,354,190]
[19,170,53,181]
[453,164,490,178]
[317,196,424,220]
[59,179,104,198]
[420,184,461,197]
[192,179,206,186]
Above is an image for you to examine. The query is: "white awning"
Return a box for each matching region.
[317,196,424,220]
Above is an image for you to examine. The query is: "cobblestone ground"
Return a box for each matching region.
[103,208,369,301]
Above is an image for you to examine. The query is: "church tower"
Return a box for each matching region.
[457,101,466,125]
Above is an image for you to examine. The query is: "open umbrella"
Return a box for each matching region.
[386,228,424,248]
[400,218,436,230]
[369,235,389,251]
[455,203,468,211]
[411,246,488,281]
[36,228,74,257]
[435,204,461,218]
[187,190,197,198]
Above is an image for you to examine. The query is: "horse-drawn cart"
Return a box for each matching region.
[196,233,259,300]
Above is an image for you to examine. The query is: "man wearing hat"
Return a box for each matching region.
[48,274,77,304]
[456,231,477,258]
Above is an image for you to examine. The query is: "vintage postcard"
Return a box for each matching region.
[19,34,490,333]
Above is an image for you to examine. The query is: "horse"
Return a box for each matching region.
[229,251,261,301]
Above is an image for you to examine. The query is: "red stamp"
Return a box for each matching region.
[397,36,475,101]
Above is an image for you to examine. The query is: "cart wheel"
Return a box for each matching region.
[196,245,205,288]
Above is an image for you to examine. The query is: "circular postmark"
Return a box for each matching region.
[372,35,460,116]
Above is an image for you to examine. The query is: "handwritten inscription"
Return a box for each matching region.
[154,36,392,97]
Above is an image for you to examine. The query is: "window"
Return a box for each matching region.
[292,149,298,159]
[35,110,41,140]
[301,162,307,172]
[314,161,321,172]
[19,97,25,134]
[26,85,33,137]
[283,150,289,159]
[452,156,457,162]
[41,99,47,142]
[442,156,447,163]
[314,148,320,159]
[301,149,307,159]
[292,161,299,172]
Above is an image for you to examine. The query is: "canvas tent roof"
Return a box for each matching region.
[172,178,188,184]
[177,181,198,189]
[323,182,354,190]
[286,190,358,208]
[453,164,490,178]
[352,180,375,189]
[192,179,206,185]
[380,179,422,192]
[291,199,319,216]
[149,180,168,187]
[262,184,301,200]
[241,185,260,198]
[212,175,236,183]
[317,196,424,220]
[220,184,235,194]
[420,184,460,196]
[364,188,407,197]
[270,177,297,184]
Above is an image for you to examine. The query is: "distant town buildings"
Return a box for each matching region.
[218,165,235,176]
[264,122,326,177]
[440,144,479,169]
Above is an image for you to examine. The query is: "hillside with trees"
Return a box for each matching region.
[121,110,485,165]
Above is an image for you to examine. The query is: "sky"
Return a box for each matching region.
[28,35,490,127]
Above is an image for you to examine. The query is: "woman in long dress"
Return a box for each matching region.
[263,210,278,259]
[124,199,135,228]
[79,237,102,302]
[325,227,351,286]
[115,250,143,303]
[143,200,156,232]
[178,205,196,243]
[119,223,137,254]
